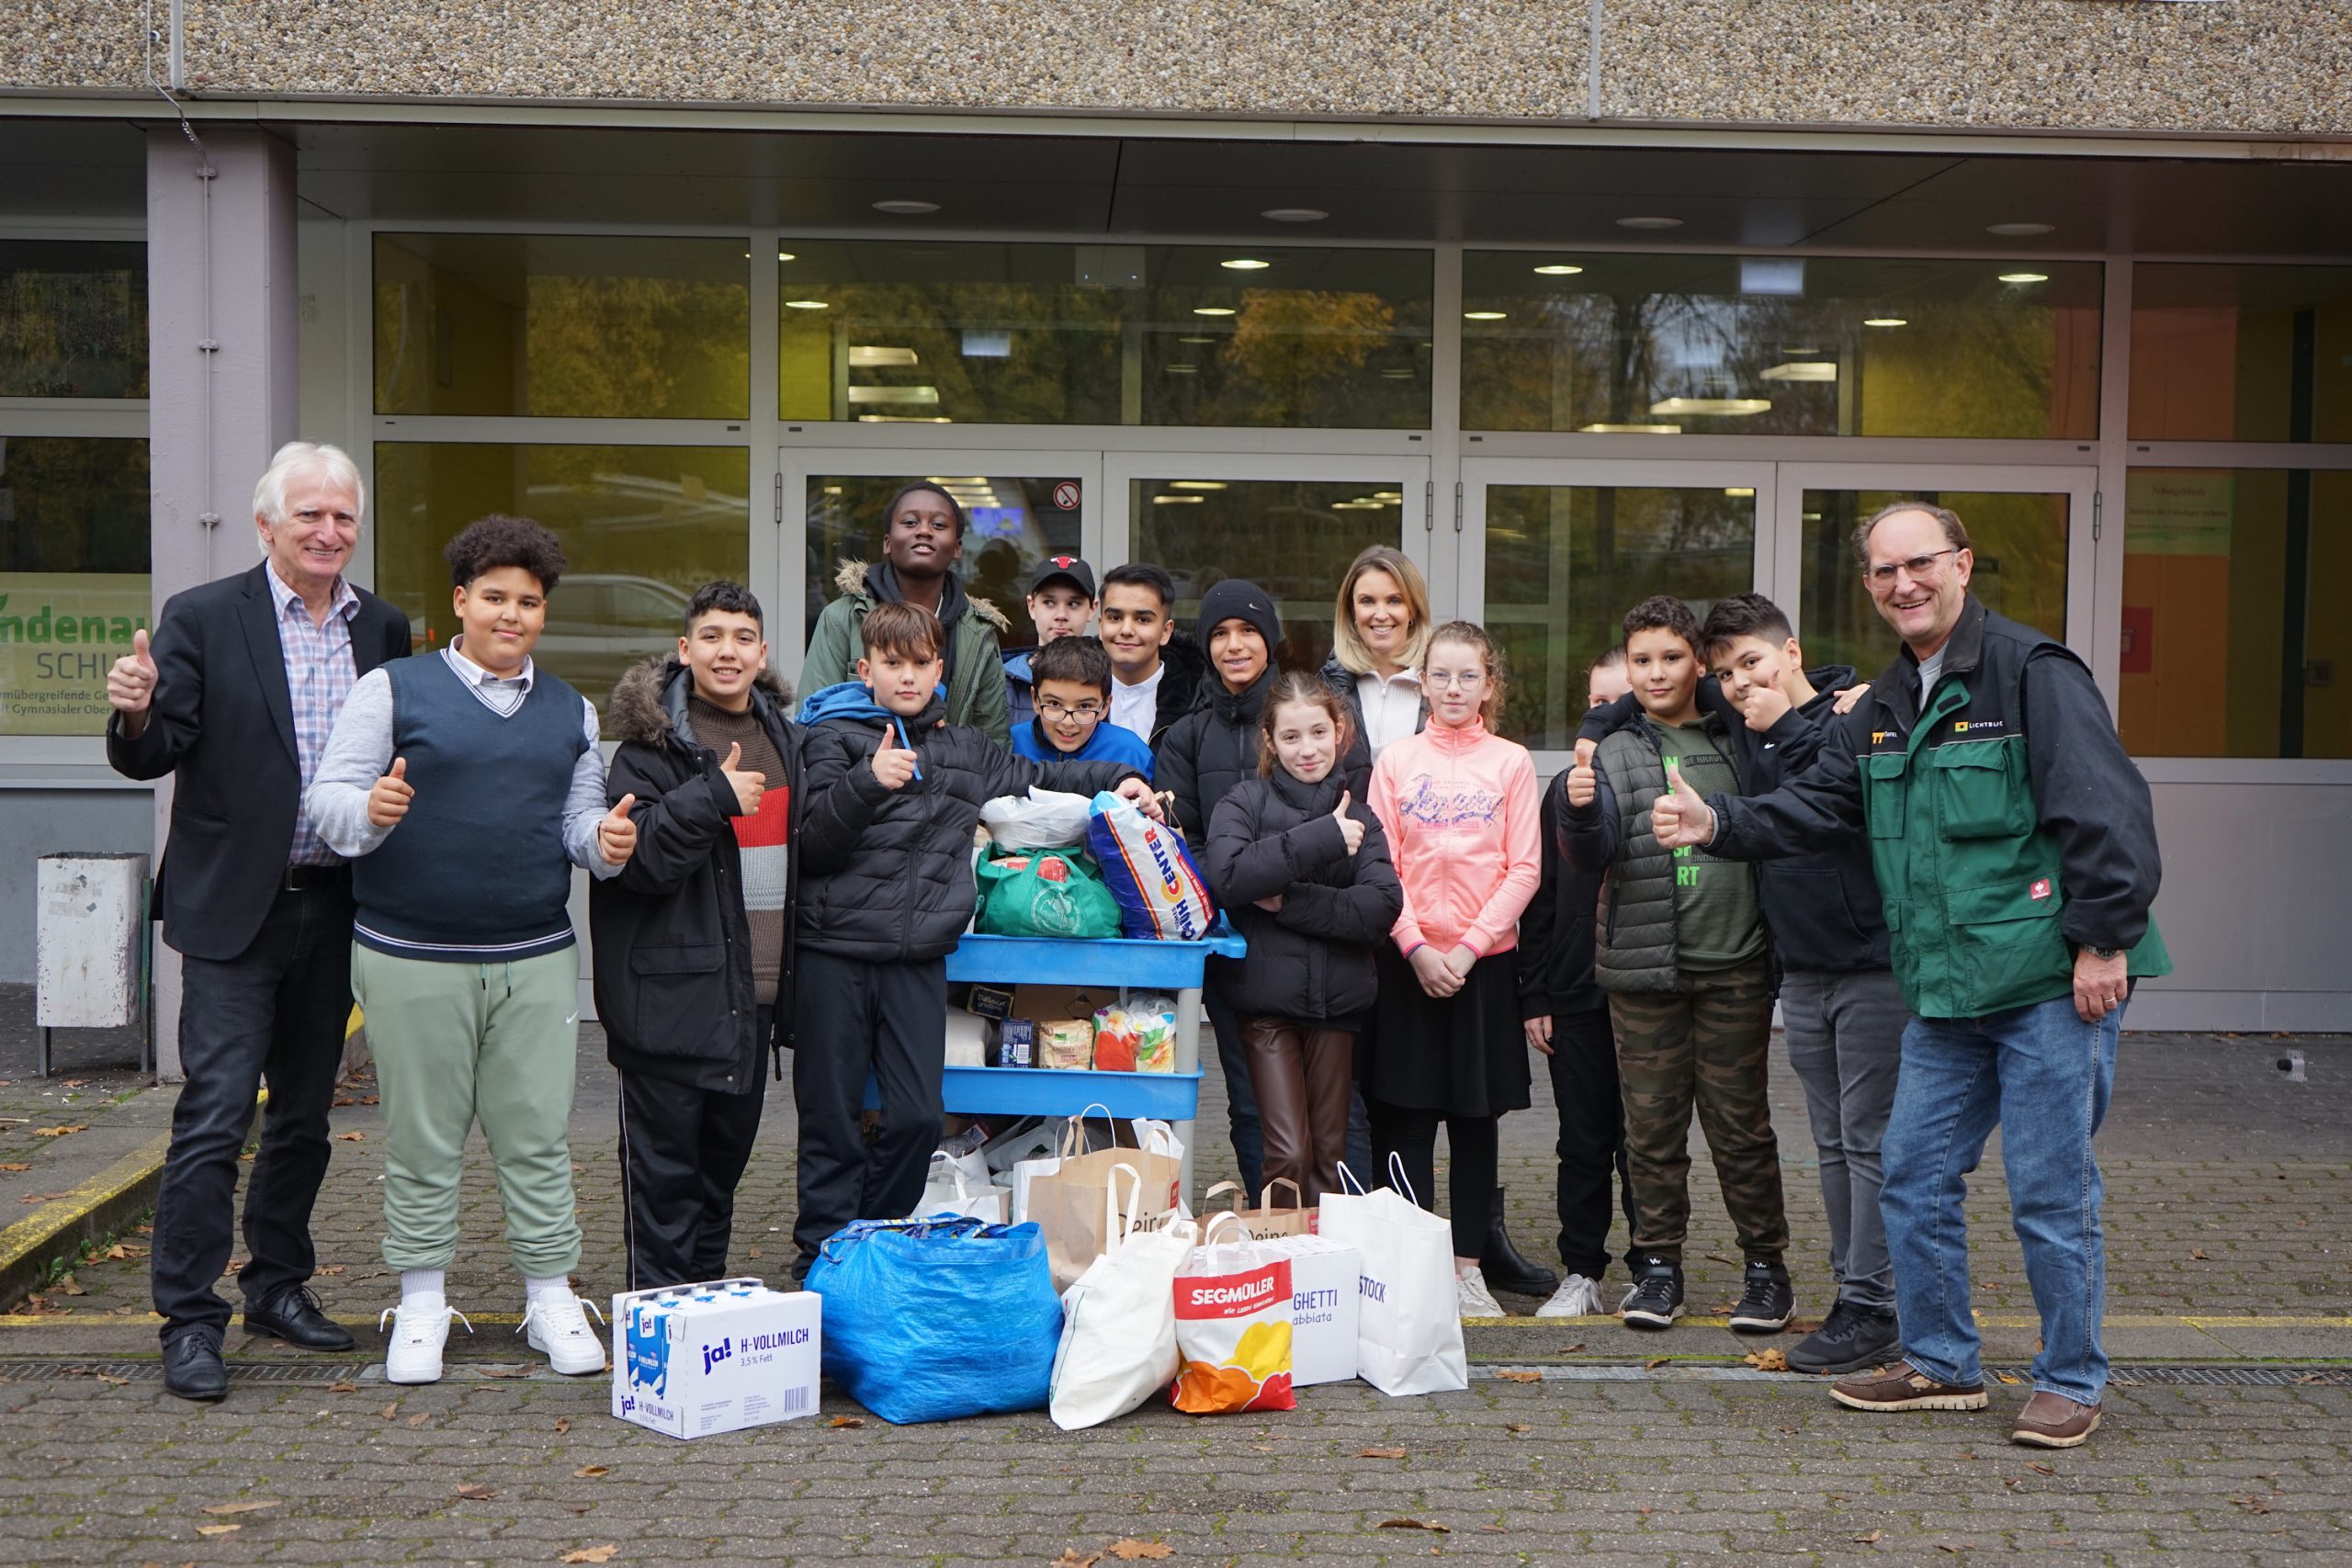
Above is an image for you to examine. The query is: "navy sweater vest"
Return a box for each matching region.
[353,655,591,963]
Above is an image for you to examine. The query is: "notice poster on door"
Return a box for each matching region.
[0,573,151,734]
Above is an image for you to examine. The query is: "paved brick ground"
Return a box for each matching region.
[3,1022,2347,1563]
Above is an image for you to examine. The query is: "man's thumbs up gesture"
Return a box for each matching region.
[1650,758,1715,850]
[107,627,158,734]
[1332,789,1365,856]
[1566,736,1599,808]
[598,794,639,865]
[870,722,918,791]
[718,740,765,816]
[368,757,413,828]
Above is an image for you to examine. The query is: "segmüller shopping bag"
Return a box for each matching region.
[1317,1156,1468,1397]
[804,1216,1061,1424]
[1047,1164,1199,1431]
[1170,1214,1297,1415]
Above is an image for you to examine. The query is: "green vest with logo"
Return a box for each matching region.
[1860,619,2170,1021]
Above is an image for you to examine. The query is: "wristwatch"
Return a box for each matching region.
[2087,945,2123,961]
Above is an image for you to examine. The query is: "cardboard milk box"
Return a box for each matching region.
[1258,1235,1363,1387]
[611,1278,820,1439]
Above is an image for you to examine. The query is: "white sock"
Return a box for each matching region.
[400,1269,446,1307]
[525,1274,573,1306]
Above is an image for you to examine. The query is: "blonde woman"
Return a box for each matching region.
[1323,545,1431,772]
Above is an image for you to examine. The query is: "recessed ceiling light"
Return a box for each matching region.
[1724,487,1757,498]
[1998,272,2050,284]
[845,386,941,405]
[1758,361,1838,383]
[1532,264,1585,276]
[848,345,919,367]
[1578,423,1682,434]
[1261,207,1328,223]
[855,414,952,423]
[1650,397,1772,416]
[873,199,940,216]
[1464,310,1508,321]
[1169,480,1228,491]
[1986,222,2055,237]
[1178,335,1217,344]
[1165,365,1197,374]
[1862,317,1908,327]
[1220,258,1272,271]
[784,299,830,310]
[1193,307,1237,317]
[777,251,797,262]
[1152,493,1205,504]
[1616,216,1683,231]
[1373,491,1404,502]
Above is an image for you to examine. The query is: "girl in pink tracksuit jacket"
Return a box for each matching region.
[1363,620,1541,1319]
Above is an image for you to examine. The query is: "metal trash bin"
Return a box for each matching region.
[34,852,152,1078]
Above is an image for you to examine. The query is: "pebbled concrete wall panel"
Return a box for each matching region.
[0,0,152,91]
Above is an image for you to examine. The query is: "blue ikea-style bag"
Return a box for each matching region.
[803,1215,1063,1425]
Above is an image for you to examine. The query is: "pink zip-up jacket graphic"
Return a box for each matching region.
[1366,718,1540,960]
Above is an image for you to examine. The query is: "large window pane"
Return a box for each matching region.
[2130,265,2352,444]
[0,434,150,734]
[374,234,750,419]
[1462,254,2101,439]
[804,474,1083,649]
[1484,485,1754,750]
[1131,479,1405,669]
[373,444,750,714]
[0,240,148,399]
[2121,468,2351,759]
[1798,489,2070,679]
[780,243,1430,429]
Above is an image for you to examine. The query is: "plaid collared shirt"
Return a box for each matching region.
[269,567,362,865]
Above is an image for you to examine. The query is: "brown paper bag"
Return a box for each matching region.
[1203,1179,1317,1239]
[1026,1120,1183,1291]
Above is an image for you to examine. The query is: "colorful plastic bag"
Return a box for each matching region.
[1086,791,1218,941]
[804,1216,1062,1424]
[1170,1214,1297,1414]
[975,849,1121,940]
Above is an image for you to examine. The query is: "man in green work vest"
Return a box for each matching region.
[1652,501,2168,1450]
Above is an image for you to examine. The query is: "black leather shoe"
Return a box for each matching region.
[243,1285,356,1350]
[163,1327,229,1402]
[1479,1186,1560,1299]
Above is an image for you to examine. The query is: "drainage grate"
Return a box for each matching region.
[1470,1362,2352,1387]
[2096,1364,2351,1388]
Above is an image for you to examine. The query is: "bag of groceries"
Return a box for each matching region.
[1170,1214,1296,1415]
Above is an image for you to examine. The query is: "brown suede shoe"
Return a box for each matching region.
[2011,1391,2102,1449]
[1829,1360,1990,1413]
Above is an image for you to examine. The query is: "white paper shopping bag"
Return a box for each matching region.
[1316,1156,1467,1397]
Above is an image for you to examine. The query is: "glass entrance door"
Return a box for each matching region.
[1102,452,1435,675]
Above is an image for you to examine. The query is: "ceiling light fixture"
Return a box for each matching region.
[848,346,920,367]
[1862,317,1908,327]
[1169,480,1228,491]
[1152,493,1205,504]
[1464,310,1508,321]
[1532,264,1585,276]
[1178,335,1218,344]
[1616,216,1684,231]
[777,251,797,262]
[1724,487,1757,498]
[784,299,830,310]
[1649,397,1772,416]
[856,414,952,423]
[845,386,942,405]
[1578,423,1682,434]
[1193,306,1237,317]
[1997,271,2050,284]
[873,199,940,215]
[1985,222,2055,237]
[1220,258,1272,271]
[1261,207,1328,223]
[1758,361,1838,383]
[1166,365,1197,374]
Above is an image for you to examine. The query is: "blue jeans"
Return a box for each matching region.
[1880,991,2123,1405]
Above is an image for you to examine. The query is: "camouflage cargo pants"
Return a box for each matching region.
[1607,957,1788,1263]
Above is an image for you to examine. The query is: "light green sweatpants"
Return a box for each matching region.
[351,942,583,1278]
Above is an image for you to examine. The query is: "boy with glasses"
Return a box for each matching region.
[1009,635,1156,778]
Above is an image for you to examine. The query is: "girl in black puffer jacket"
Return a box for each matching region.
[1204,673,1403,1204]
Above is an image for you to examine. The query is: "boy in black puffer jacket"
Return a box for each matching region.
[1203,672,1401,1204]
[789,602,1159,1274]
[591,582,800,1292]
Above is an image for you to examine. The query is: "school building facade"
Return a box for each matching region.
[2,1,2347,1061]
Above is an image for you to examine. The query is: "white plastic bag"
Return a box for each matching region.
[1047,1165,1197,1431]
[980,787,1096,852]
[909,1152,1009,1224]
[1317,1156,1468,1397]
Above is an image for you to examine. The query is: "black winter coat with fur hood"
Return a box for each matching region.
[588,656,802,1092]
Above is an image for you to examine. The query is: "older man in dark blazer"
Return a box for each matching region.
[107,442,412,1401]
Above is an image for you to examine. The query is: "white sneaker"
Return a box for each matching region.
[1456,1266,1507,1319]
[519,1287,607,1375]
[379,1299,470,1384]
[1535,1272,1606,1318]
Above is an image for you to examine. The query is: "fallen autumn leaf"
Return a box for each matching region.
[200,1501,280,1516]
[1376,1518,1450,1534]
[1108,1542,1174,1562]
[1357,1446,1408,1459]
[558,1549,619,1565]
[572,1465,610,1478]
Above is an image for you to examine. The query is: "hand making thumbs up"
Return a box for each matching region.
[368,756,414,828]
[1650,758,1716,850]
[870,722,918,792]
[107,627,158,733]
[598,793,639,865]
[1331,788,1365,855]
[1566,736,1599,808]
[718,739,765,816]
